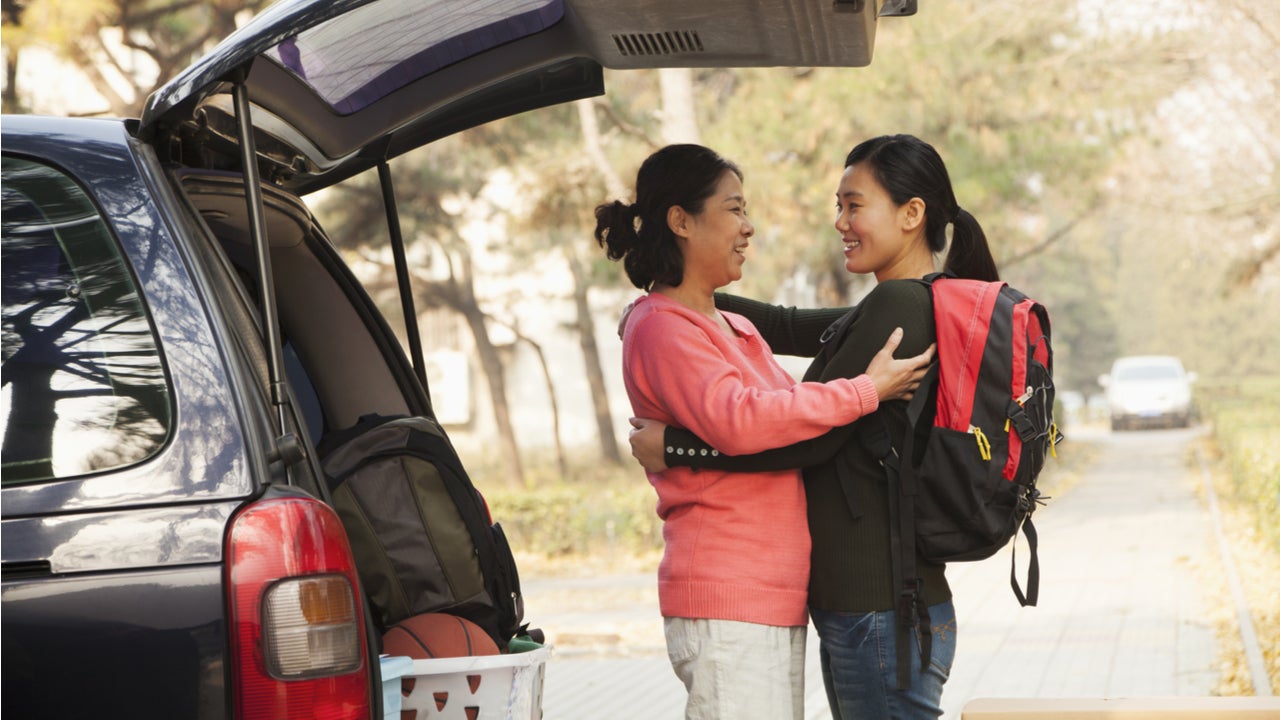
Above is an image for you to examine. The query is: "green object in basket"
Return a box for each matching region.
[508,635,543,653]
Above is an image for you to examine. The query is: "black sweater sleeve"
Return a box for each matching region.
[665,281,935,471]
[714,293,849,357]
[811,281,934,384]
[664,420,859,472]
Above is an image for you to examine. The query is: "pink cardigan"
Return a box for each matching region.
[622,293,879,627]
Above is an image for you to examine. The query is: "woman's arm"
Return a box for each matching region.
[628,310,881,456]
[633,281,935,472]
[714,293,849,357]
[628,416,857,473]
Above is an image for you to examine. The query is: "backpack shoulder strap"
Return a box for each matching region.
[862,362,937,690]
[858,275,945,690]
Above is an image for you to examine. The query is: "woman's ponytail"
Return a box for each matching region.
[594,200,639,262]
[595,198,668,291]
[945,207,999,282]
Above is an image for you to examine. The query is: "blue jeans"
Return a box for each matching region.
[809,601,956,720]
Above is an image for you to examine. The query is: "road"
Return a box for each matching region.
[524,424,1225,719]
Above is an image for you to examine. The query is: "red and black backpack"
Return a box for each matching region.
[864,272,1061,688]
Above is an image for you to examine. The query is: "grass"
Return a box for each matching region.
[478,455,663,577]
[1193,377,1280,696]
[1196,377,1280,554]
[1195,436,1280,696]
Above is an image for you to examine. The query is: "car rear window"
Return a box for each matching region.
[1,156,172,484]
[265,0,563,114]
[1115,363,1182,381]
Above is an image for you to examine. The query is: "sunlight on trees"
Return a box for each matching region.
[2,0,271,116]
[4,0,1276,460]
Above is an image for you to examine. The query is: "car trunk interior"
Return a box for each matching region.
[171,167,440,707]
[174,170,423,444]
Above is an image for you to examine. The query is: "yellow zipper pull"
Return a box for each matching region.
[970,425,992,461]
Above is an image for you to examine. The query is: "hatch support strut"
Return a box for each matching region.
[230,68,301,470]
[376,161,429,394]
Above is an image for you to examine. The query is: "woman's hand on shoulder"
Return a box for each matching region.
[865,327,935,402]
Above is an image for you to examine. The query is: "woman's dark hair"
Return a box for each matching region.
[594,144,742,290]
[845,134,999,282]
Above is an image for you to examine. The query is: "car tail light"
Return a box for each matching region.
[226,495,371,720]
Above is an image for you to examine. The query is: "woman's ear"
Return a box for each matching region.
[667,205,691,239]
[901,197,926,232]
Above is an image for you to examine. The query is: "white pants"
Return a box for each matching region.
[664,617,806,720]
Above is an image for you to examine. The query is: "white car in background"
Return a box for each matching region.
[1100,355,1197,431]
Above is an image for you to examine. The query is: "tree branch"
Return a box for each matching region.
[577,99,628,199]
[999,199,1100,268]
[67,43,132,117]
[119,0,207,27]
[593,96,659,149]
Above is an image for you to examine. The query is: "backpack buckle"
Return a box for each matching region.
[897,582,920,628]
[897,592,915,627]
[1017,486,1044,514]
[1007,402,1037,440]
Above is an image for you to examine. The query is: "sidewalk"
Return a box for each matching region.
[939,426,1218,714]
[528,426,1223,719]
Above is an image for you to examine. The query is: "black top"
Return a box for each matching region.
[663,281,951,612]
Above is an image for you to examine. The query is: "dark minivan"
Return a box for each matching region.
[1,0,908,717]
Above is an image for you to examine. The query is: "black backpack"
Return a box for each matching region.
[318,414,525,650]
[864,273,1061,688]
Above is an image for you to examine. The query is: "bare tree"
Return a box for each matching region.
[322,158,530,487]
[572,98,631,465]
[3,0,269,116]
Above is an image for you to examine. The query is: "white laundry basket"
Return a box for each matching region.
[392,645,550,720]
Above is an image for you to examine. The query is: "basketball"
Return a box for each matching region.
[382,613,501,660]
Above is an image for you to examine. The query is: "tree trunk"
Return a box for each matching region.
[2,359,58,480]
[404,248,525,486]
[453,257,525,487]
[513,327,570,480]
[569,249,624,465]
[3,43,21,114]
[574,101,626,463]
[576,99,629,197]
[659,68,700,144]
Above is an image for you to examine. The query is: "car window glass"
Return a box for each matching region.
[264,0,563,114]
[283,340,325,443]
[1,156,172,484]
[1116,364,1181,381]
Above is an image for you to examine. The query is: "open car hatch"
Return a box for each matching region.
[135,0,911,472]
[140,0,908,195]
